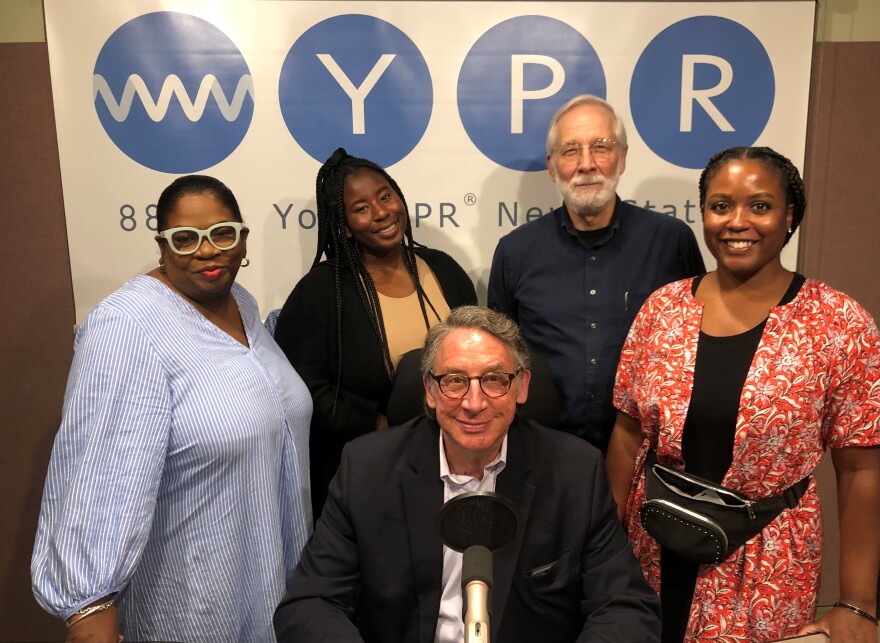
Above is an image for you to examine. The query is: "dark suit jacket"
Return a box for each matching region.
[274,417,660,642]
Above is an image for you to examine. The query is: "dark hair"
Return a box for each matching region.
[698,147,806,245]
[313,148,439,390]
[421,306,531,378]
[420,306,530,420]
[156,175,242,231]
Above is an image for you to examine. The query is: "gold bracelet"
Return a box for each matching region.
[832,601,879,625]
[65,599,114,629]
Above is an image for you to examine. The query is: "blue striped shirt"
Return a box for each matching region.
[32,276,312,642]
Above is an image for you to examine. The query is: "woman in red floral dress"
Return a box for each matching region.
[607,147,880,642]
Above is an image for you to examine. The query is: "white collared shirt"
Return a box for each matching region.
[434,434,508,643]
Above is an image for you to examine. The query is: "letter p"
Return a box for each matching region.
[510,55,564,134]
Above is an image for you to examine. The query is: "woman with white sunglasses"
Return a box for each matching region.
[32,175,312,643]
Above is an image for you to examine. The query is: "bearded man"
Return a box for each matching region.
[488,95,705,452]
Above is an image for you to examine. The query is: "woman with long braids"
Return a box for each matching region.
[274,148,477,517]
[606,147,880,641]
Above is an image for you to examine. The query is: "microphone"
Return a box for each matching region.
[437,492,519,643]
[462,545,493,643]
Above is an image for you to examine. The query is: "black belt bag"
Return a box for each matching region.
[640,450,810,565]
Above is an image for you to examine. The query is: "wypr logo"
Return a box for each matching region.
[630,16,775,169]
[93,11,254,173]
[457,16,606,172]
[278,14,432,168]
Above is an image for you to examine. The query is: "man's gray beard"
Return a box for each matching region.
[557,174,619,217]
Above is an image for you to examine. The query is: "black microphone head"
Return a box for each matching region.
[437,490,520,553]
[462,545,493,588]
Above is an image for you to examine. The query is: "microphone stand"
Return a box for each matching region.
[462,545,492,643]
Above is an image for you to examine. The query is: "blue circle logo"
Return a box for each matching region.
[92,12,253,173]
[279,14,432,168]
[630,16,774,169]
[458,16,606,172]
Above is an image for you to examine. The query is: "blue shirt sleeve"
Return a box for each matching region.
[31,305,170,619]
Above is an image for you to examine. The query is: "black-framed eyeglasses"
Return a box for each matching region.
[554,138,617,163]
[428,369,521,399]
[157,221,245,256]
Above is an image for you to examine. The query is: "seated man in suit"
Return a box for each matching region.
[274,306,660,643]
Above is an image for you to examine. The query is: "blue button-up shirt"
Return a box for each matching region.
[488,198,705,449]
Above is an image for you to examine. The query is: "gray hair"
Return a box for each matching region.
[420,306,531,377]
[545,95,628,155]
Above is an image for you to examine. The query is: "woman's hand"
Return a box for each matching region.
[605,411,644,521]
[803,445,880,642]
[375,413,389,431]
[797,605,877,642]
[66,602,122,643]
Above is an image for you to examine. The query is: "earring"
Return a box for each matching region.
[787,227,793,234]
[241,257,250,268]
[158,260,166,274]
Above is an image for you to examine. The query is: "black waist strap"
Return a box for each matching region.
[646,449,810,524]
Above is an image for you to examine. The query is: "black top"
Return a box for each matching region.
[661,272,805,643]
[683,272,805,481]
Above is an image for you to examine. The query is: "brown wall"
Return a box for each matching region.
[801,40,880,608]
[801,41,880,319]
[0,31,877,643]
[0,42,71,642]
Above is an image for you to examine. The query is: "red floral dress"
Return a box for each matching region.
[613,277,880,642]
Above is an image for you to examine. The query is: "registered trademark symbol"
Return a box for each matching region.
[464,193,477,206]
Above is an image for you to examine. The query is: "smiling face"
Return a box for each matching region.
[343,168,407,259]
[425,328,530,476]
[547,103,627,225]
[156,191,248,306]
[702,159,793,281]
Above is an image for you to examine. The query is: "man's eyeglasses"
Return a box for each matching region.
[554,138,617,163]
[428,369,521,399]
[157,222,245,256]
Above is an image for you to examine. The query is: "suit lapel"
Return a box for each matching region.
[491,418,535,640]
[402,419,445,643]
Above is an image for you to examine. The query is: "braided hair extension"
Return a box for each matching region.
[313,148,441,416]
[698,146,807,246]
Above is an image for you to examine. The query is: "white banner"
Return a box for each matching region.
[44,1,815,321]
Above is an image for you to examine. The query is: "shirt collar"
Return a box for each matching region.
[558,195,622,244]
[439,432,508,483]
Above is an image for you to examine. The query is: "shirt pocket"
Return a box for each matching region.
[615,291,651,346]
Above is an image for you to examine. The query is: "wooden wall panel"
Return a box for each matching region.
[800,40,880,609]
[0,42,71,642]
[801,41,880,319]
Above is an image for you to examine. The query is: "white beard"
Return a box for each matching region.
[556,171,620,217]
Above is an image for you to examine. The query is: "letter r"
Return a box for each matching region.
[680,54,735,132]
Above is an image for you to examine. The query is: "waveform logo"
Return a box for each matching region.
[93,12,254,173]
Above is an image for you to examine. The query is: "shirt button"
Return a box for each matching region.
[589,289,596,295]
[590,256,597,261]
[591,323,597,329]
[590,358,597,365]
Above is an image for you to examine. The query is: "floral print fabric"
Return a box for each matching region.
[614,277,880,641]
